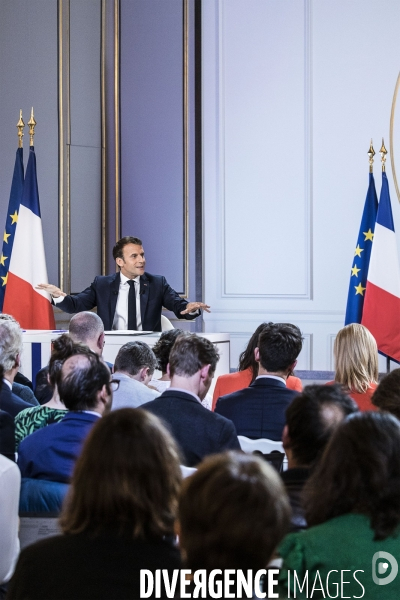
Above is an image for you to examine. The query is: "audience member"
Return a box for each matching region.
[0,410,15,462]
[212,322,302,410]
[0,319,31,417]
[7,409,182,599]
[18,352,113,483]
[328,323,378,411]
[143,334,240,466]
[14,335,90,449]
[0,455,20,587]
[0,314,34,393]
[279,412,400,597]
[215,323,303,440]
[178,452,290,575]
[151,329,213,410]
[282,384,358,531]
[372,368,400,419]
[111,341,159,410]
[35,312,110,405]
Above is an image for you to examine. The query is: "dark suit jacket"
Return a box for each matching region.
[215,377,299,441]
[55,271,196,331]
[0,409,15,461]
[281,467,311,532]
[18,412,100,483]
[142,389,240,467]
[0,381,32,418]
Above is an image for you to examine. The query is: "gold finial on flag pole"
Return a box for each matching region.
[17,110,25,148]
[368,139,375,173]
[380,138,388,172]
[28,107,36,147]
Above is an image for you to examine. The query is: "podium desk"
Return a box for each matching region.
[21,331,230,395]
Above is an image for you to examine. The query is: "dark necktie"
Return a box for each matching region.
[127,280,137,330]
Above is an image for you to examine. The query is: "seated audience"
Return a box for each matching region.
[279,412,400,597]
[0,314,34,397]
[7,409,182,600]
[0,319,31,417]
[18,352,112,483]
[0,410,15,462]
[282,384,358,531]
[111,341,159,410]
[212,322,302,410]
[0,455,20,588]
[14,335,90,449]
[151,329,212,410]
[328,323,378,411]
[178,452,290,579]
[35,311,109,404]
[143,334,240,466]
[215,323,303,440]
[372,367,400,419]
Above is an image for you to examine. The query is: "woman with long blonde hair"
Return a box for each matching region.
[330,323,378,411]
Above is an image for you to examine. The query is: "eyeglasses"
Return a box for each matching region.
[110,379,120,392]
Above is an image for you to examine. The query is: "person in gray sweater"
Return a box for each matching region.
[111,341,160,410]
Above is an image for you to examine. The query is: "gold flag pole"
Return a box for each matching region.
[368,139,375,173]
[380,138,388,172]
[28,107,36,146]
[17,110,25,148]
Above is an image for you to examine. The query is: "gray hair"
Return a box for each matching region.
[69,311,104,345]
[114,341,158,377]
[0,318,23,372]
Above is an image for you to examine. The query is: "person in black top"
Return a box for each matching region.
[7,408,182,600]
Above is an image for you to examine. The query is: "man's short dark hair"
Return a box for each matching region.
[285,384,359,466]
[152,329,185,373]
[372,368,400,420]
[258,323,303,372]
[114,341,157,377]
[112,236,143,261]
[58,353,111,411]
[169,334,219,378]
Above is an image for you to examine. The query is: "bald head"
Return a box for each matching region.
[68,312,104,355]
[58,351,111,413]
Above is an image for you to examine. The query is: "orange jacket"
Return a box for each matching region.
[326,381,378,412]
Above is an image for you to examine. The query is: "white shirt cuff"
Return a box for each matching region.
[52,295,65,305]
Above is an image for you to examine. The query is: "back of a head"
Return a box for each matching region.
[68,311,104,346]
[169,334,219,378]
[178,452,290,571]
[152,329,185,374]
[372,368,400,420]
[0,318,22,372]
[60,408,182,538]
[257,323,303,372]
[285,384,359,466]
[58,352,110,411]
[114,341,157,377]
[48,334,95,390]
[238,322,273,381]
[334,323,378,393]
[304,411,400,540]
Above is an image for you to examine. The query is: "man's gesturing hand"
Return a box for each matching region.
[180,302,211,315]
[36,283,67,298]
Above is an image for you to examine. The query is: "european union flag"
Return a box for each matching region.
[0,147,24,310]
[344,173,378,324]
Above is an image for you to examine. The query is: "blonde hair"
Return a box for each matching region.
[334,324,378,393]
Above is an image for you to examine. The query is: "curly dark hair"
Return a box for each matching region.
[48,334,94,389]
[372,368,400,420]
[303,411,400,540]
[152,329,185,374]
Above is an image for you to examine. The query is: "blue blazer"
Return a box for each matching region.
[55,271,197,331]
[0,380,32,418]
[18,412,100,483]
[215,377,299,441]
[142,390,240,467]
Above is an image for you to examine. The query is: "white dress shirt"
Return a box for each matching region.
[112,273,142,331]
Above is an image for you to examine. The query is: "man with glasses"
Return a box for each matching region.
[18,352,113,483]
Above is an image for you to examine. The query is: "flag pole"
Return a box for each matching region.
[28,107,36,146]
[17,110,25,148]
[368,139,375,173]
[380,139,387,172]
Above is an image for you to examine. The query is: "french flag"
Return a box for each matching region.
[3,147,55,329]
[362,171,400,361]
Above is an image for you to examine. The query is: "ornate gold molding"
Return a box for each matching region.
[183,0,189,298]
[101,0,107,275]
[115,0,120,244]
[390,72,400,203]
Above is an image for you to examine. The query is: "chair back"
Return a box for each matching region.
[238,435,286,472]
[161,315,174,331]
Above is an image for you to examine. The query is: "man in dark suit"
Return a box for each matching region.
[0,319,32,418]
[215,322,303,441]
[18,352,113,483]
[142,334,240,467]
[37,236,210,331]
